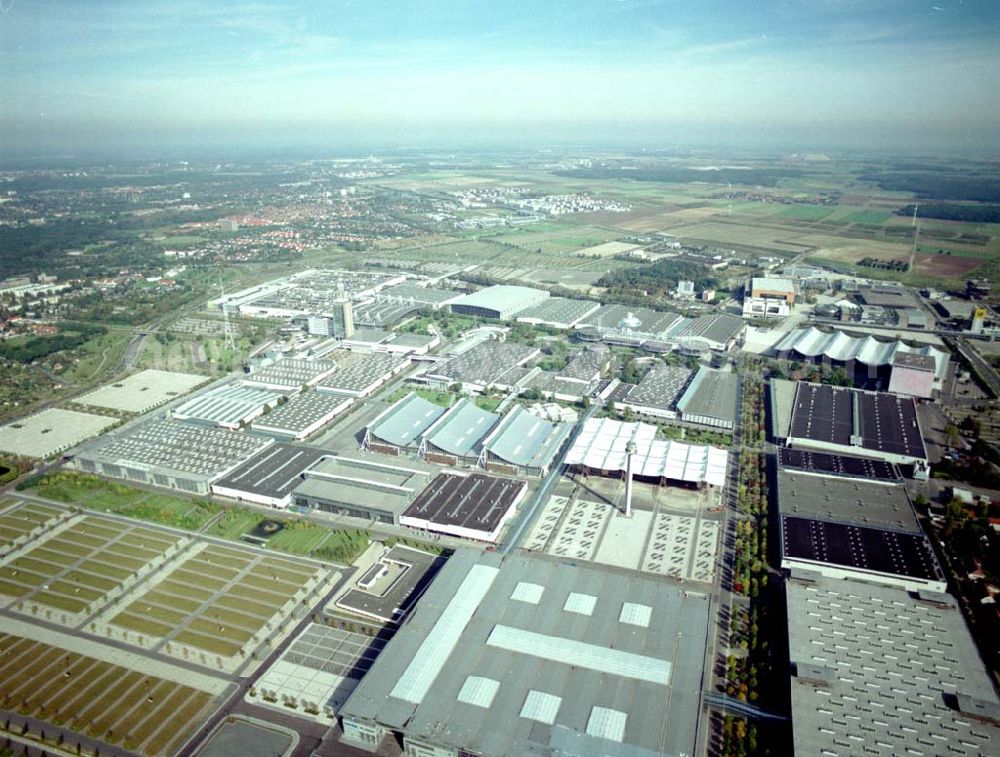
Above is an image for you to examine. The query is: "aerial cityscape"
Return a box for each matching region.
[1,2,1000,757]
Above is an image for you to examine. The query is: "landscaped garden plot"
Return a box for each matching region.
[110,544,329,663]
[0,515,184,618]
[0,501,63,548]
[0,632,214,757]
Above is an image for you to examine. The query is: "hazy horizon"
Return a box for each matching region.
[3,0,1000,157]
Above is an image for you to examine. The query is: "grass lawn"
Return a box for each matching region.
[385,386,455,407]
[310,529,372,564]
[22,470,220,529]
[843,209,891,224]
[474,396,502,411]
[207,509,261,540]
[266,525,334,555]
[777,205,833,221]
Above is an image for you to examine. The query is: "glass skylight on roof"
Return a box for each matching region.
[619,602,652,628]
[520,689,562,725]
[586,706,627,742]
[457,676,500,709]
[389,564,499,704]
[511,581,545,604]
[487,625,671,686]
[564,592,597,616]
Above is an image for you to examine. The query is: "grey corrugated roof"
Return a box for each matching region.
[252,391,351,434]
[675,367,738,424]
[786,574,1000,757]
[78,417,272,480]
[626,364,692,411]
[173,383,285,426]
[482,405,572,469]
[450,285,548,314]
[428,342,538,385]
[340,549,710,757]
[368,393,447,447]
[516,297,600,326]
[423,399,499,457]
[676,313,744,346]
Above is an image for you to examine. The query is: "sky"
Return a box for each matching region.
[2,0,1000,155]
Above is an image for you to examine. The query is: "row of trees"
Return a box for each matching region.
[720,374,771,757]
[733,375,768,597]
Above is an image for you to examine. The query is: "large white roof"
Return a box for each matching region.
[564,417,728,486]
[772,326,949,380]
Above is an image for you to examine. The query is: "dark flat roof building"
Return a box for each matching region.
[212,443,327,508]
[777,467,944,591]
[333,544,446,625]
[781,516,944,591]
[777,447,900,481]
[400,472,527,543]
[786,382,927,466]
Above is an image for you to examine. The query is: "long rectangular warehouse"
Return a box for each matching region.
[784,382,928,467]
[400,472,527,542]
[339,549,712,757]
[786,572,1000,757]
[72,417,273,494]
[172,383,286,429]
[449,285,549,320]
[211,443,327,508]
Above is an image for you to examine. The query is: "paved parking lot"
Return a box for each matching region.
[524,487,722,584]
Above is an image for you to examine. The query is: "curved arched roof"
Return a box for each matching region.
[772,327,949,380]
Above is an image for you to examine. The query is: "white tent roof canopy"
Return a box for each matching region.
[564,417,728,487]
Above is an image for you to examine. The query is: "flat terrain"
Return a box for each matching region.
[367,164,1000,290]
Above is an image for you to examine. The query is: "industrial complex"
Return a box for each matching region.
[3,253,997,757]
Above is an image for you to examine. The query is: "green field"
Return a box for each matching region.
[266,524,339,555]
[777,205,834,221]
[474,396,502,411]
[207,509,262,540]
[840,209,892,224]
[309,528,371,563]
[22,470,220,530]
[385,386,455,407]
[60,329,133,384]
